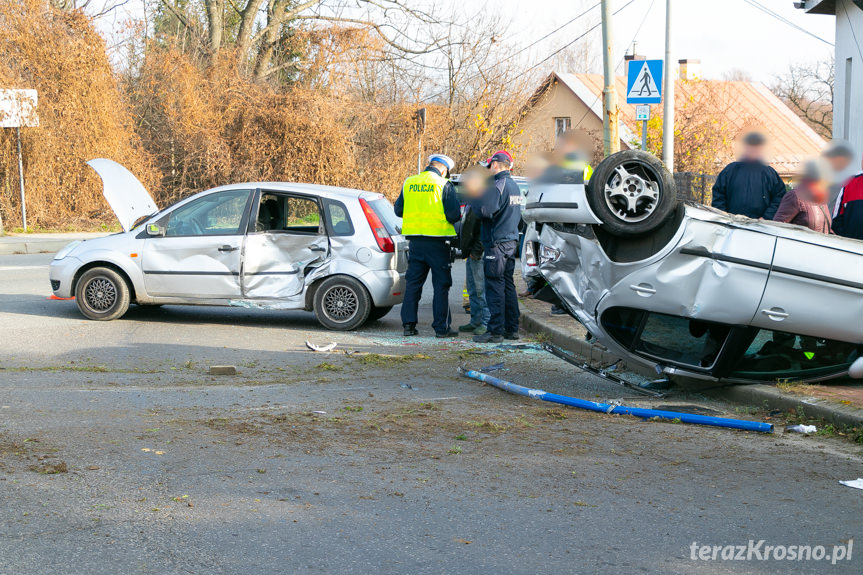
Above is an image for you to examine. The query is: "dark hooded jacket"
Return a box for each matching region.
[712,160,786,219]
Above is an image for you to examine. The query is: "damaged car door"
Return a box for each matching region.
[142,189,253,299]
[594,218,777,374]
[242,191,330,300]
[597,218,777,325]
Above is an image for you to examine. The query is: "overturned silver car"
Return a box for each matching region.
[523,150,863,384]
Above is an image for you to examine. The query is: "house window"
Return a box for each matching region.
[554,117,571,137]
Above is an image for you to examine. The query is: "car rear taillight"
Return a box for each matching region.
[359,198,395,253]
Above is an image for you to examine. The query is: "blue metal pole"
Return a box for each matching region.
[461,368,773,433]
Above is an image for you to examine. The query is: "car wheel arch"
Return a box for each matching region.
[73,261,137,303]
[304,272,374,311]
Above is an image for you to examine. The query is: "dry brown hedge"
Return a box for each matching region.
[0,3,512,230]
[0,0,155,230]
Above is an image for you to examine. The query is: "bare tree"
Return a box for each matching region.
[152,0,455,80]
[772,58,833,139]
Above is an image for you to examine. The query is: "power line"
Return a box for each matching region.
[574,0,654,129]
[522,0,638,76]
[743,0,834,47]
[500,2,601,65]
[421,0,638,103]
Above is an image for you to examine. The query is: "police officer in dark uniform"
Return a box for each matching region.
[471,150,523,343]
[394,154,461,337]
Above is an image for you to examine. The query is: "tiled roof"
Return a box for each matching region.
[554,73,826,176]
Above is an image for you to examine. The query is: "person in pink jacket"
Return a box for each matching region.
[773,159,832,234]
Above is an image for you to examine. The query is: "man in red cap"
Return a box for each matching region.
[470,150,523,343]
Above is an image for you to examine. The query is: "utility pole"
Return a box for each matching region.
[600,0,619,157]
[662,0,675,172]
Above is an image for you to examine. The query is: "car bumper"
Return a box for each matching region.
[49,257,82,298]
[362,269,406,307]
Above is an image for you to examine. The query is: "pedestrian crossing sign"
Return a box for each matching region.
[626,60,663,104]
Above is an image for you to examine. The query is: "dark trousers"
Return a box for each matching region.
[483,240,519,335]
[400,237,453,335]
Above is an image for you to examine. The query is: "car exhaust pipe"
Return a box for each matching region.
[459,368,773,433]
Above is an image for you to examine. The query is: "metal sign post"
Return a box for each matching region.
[415,108,427,174]
[635,104,650,150]
[0,89,39,232]
[16,127,26,231]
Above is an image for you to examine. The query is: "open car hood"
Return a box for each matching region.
[87,159,158,232]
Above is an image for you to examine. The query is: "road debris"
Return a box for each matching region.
[839,478,863,490]
[305,340,337,352]
[209,365,237,376]
[479,362,506,373]
[785,424,817,434]
[400,383,414,390]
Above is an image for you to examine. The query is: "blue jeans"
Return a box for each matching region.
[465,257,490,328]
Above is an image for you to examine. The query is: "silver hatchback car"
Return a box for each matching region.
[50,159,407,330]
[523,150,863,384]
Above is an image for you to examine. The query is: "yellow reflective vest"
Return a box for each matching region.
[400,170,457,237]
[562,158,593,182]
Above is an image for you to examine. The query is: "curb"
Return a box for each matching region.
[702,384,863,430]
[0,239,74,255]
[519,307,863,429]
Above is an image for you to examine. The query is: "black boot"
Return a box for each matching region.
[403,323,418,336]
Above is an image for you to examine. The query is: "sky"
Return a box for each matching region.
[493,0,836,83]
[93,0,837,84]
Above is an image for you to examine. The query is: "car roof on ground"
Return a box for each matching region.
[207,182,383,201]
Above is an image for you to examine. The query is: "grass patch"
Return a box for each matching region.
[466,420,507,433]
[316,362,343,372]
[353,353,431,366]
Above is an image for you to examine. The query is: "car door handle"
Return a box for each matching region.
[218,245,238,253]
[761,308,789,320]
[629,284,656,296]
[308,246,327,252]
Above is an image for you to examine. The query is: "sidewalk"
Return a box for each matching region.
[517,278,863,430]
[0,232,108,255]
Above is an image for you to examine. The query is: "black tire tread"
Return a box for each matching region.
[313,275,372,331]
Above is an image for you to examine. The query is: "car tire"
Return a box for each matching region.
[586,150,678,237]
[313,275,371,331]
[75,267,131,321]
[367,305,393,322]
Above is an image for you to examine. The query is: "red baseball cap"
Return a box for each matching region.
[483,150,514,166]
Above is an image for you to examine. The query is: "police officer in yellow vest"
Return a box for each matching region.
[394,154,461,337]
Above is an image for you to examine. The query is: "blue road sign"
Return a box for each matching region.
[626,60,663,104]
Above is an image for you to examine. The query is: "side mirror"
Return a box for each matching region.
[146,223,165,237]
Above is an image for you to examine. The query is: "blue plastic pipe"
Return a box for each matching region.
[460,368,773,433]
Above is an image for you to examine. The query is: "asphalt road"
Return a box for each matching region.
[1,253,862,574]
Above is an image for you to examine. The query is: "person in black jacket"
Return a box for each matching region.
[470,150,523,344]
[712,132,786,219]
[457,167,490,335]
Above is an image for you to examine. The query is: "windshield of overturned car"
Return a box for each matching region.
[600,307,861,381]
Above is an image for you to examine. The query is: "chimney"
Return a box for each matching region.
[625,47,646,77]
[678,59,701,81]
